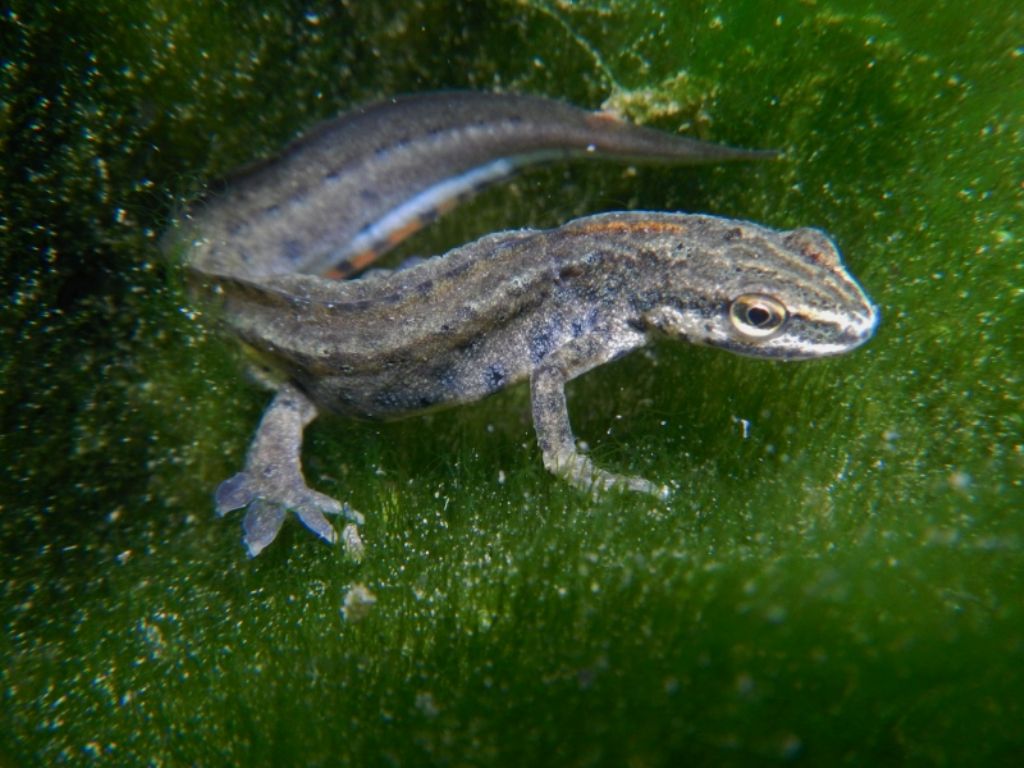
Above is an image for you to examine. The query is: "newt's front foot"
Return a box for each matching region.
[531,346,670,503]
[217,383,363,557]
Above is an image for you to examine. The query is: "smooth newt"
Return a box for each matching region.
[173,91,878,557]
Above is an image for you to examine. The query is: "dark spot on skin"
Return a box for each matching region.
[434,365,458,393]
[723,227,744,241]
[444,260,473,281]
[571,318,585,337]
[558,264,584,281]
[485,363,505,390]
[359,188,378,202]
[529,321,560,363]
[530,335,552,363]
[282,239,304,265]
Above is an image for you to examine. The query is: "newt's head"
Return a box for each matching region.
[636,214,879,361]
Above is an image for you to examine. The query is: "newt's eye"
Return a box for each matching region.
[729,294,787,339]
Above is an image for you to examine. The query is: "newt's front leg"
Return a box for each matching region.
[530,334,669,499]
[215,382,364,557]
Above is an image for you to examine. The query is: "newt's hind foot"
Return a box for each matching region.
[217,383,363,557]
[216,470,362,557]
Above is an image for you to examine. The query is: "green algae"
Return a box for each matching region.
[2,0,1022,764]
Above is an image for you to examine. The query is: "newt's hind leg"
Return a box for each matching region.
[215,383,364,557]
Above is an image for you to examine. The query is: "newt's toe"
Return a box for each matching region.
[215,472,256,515]
[294,503,339,546]
[243,500,289,557]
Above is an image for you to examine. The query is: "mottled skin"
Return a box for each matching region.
[176,92,877,556]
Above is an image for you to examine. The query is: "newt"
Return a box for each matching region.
[172,91,878,556]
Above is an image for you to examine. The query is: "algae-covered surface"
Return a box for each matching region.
[2,0,1021,764]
